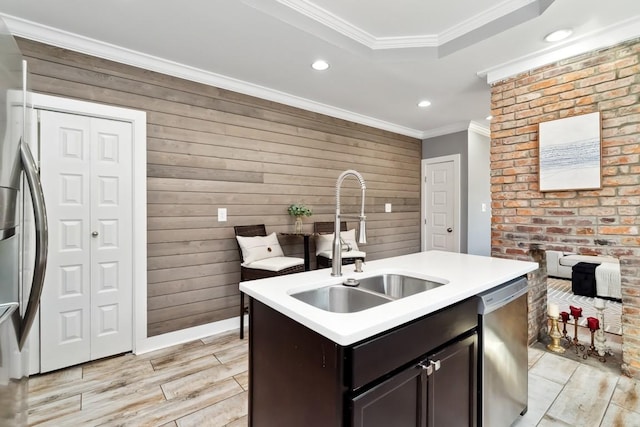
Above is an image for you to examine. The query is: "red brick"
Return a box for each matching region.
[578,71,617,88]
[490,39,640,373]
[600,226,638,235]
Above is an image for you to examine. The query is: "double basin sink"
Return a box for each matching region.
[291,273,446,313]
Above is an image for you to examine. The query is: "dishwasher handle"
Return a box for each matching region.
[478,278,528,314]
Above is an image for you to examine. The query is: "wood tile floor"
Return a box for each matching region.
[28,329,640,426]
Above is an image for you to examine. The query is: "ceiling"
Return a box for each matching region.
[1,0,639,138]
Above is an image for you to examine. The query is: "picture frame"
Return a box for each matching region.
[538,111,602,192]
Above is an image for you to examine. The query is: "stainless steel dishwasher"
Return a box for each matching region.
[477,276,529,427]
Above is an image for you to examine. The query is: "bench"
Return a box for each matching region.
[546,250,621,299]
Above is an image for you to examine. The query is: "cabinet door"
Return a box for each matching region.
[351,363,427,427]
[426,334,477,427]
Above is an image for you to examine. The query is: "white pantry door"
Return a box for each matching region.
[39,110,133,372]
[422,156,460,252]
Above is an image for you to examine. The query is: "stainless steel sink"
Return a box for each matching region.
[291,286,392,313]
[356,273,445,299]
[290,273,446,313]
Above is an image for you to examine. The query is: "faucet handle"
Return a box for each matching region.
[358,218,366,245]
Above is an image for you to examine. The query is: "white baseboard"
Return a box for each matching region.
[134,315,247,355]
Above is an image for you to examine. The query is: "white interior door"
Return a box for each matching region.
[422,156,460,252]
[39,110,132,372]
[90,118,132,360]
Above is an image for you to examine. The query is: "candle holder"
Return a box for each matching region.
[584,317,606,363]
[547,315,565,354]
[593,298,612,358]
[568,305,585,354]
[560,311,570,343]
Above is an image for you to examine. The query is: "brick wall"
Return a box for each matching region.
[490,38,640,377]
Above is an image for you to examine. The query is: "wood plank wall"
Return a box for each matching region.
[17,38,422,336]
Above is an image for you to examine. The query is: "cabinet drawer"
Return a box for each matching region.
[347,297,477,390]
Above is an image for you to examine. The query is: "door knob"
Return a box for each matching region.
[92,231,99,237]
[447,228,453,233]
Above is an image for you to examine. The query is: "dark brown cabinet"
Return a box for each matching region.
[351,334,477,427]
[248,297,477,427]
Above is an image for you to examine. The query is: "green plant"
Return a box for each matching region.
[288,203,313,217]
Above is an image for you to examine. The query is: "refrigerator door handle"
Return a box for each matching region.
[18,138,48,349]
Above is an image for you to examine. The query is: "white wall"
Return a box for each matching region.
[467,129,491,256]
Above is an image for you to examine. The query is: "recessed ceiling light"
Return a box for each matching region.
[311,60,329,71]
[544,29,573,43]
[417,100,431,108]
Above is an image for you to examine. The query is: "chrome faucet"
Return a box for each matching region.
[332,170,366,277]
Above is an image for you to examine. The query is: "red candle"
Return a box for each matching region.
[560,311,570,322]
[587,317,599,331]
[570,305,582,319]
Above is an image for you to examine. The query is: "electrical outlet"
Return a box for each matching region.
[218,208,227,222]
[385,203,392,213]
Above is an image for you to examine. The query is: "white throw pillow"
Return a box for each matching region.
[236,232,284,264]
[315,229,359,256]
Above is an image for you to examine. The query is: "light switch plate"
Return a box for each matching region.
[385,203,392,213]
[218,207,227,222]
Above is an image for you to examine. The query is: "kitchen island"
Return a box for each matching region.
[240,251,538,427]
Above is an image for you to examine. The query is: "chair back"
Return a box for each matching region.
[314,221,347,234]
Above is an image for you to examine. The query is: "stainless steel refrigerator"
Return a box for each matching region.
[0,18,48,426]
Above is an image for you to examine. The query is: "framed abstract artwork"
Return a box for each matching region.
[538,111,602,192]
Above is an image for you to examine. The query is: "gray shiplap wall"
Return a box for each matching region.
[17,38,422,336]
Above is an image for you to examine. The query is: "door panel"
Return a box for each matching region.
[351,363,425,427]
[425,160,455,252]
[40,112,92,372]
[39,111,132,372]
[429,334,477,427]
[90,119,132,359]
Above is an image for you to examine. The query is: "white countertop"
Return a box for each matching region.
[239,251,538,346]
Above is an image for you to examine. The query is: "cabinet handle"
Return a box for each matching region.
[430,360,441,371]
[418,361,433,376]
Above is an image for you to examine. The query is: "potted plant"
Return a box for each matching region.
[288,203,312,233]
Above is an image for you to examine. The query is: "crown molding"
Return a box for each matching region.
[277,0,550,52]
[468,121,490,137]
[420,121,471,140]
[439,0,539,44]
[1,13,424,139]
[478,15,640,83]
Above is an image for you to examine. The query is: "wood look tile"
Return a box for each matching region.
[28,366,82,394]
[214,342,248,365]
[176,391,248,427]
[39,387,166,427]
[82,353,154,380]
[28,394,81,426]
[545,364,618,426]
[150,344,221,371]
[234,371,249,391]
[161,358,247,400]
[28,376,105,408]
[201,330,244,349]
[28,330,640,427]
[225,415,248,427]
[83,355,221,408]
[119,378,243,426]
